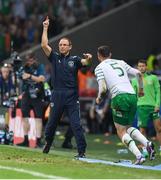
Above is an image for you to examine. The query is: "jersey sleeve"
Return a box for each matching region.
[131,78,138,94]
[121,60,140,76]
[153,75,160,108]
[94,66,105,81]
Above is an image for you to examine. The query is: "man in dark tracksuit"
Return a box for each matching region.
[41,16,92,157]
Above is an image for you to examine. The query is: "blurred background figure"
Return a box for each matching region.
[78,66,97,97]
[0,64,15,106]
[87,92,116,135]
[0,63,15,145]
[17,52,45,148]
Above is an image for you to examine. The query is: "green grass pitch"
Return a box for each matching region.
[0,134,161,179]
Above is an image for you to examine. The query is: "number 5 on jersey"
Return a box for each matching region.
[110,63,124,77]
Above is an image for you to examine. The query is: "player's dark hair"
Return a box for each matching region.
[138,59,147,65]
[97,46,111,58]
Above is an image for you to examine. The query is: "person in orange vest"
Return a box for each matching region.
[78,66,97,97]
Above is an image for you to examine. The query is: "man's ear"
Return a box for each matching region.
[69,45,72,50]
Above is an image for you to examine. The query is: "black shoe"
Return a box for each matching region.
[62,142,73,149]
[75,153,86,159]
[17,141,29,147]
[17,135,29,147]
[43,143,51,154]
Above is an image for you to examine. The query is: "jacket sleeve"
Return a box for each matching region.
[153,75,160,108]
[131,78,138,95]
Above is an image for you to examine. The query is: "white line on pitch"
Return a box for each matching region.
[0,165,68,179]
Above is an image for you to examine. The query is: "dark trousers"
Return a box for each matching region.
[45,89,86,153]
[64,126,74,143]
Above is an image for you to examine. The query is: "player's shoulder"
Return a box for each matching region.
[95,63,103,74]
[115,59,126,65]
[109,59,125,65]
[95,62,104,70]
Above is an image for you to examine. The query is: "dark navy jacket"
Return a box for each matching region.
[48,51,83,90]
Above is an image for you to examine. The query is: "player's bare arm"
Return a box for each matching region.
[125,62,144,97]
[81,53,92,66]
[96,79,107,104]
[136,72,144,97]
[41,16,52,57]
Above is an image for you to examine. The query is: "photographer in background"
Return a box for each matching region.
[0,64,15,145]
[0,64,15,106]
[17,52,45,148]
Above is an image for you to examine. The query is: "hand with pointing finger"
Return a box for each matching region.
[43,16,49,29]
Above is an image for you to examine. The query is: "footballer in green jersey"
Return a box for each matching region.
[132,59,161,156]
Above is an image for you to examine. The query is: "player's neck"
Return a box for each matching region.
[101,57,109,62]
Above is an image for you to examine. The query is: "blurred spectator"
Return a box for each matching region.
[152,59,161,75]
[0,63,15,137]
[87,93,116,134]
[147,51,161,75]
[147,0,161,5]
[11,0,26,19]
[78,67,97,97]
[91,0,104,17]
[60,7,76,30]
[26,19,39,46]
[0,0,11,15]
[73,0,89,25]
[0,64,15,106]
[147,53,157,72]
[0,0,131,60]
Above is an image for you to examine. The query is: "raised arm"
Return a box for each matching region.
[41,16,52,57]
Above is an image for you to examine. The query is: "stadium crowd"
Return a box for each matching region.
[0,0,132,60]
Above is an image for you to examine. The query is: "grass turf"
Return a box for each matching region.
[0,134,161,179]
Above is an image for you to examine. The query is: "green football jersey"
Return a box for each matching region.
[132,73,160,107]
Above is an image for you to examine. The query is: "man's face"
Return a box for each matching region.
[138,62,147,73]
[25,55,35,66]
[58,39,72,55]
[1,67,10,80]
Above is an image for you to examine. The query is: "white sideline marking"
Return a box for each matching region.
[0,165,67,179]
[79,158,161,171]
